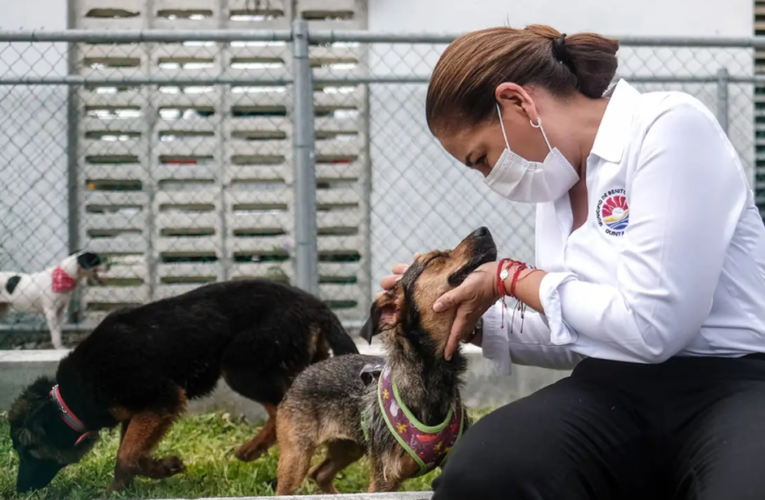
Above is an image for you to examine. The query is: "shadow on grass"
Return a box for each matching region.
[0,408,496,499]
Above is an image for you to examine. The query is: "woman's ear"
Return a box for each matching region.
[495,82,539,124]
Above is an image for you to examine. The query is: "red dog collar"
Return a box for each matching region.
[52,267,77,294]
[50,385,94,445]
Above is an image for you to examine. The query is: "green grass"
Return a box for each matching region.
[0,409,495,500]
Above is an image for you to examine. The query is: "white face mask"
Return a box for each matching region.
[484,104,579,203]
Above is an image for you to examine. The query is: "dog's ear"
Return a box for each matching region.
[76,252,103,270]
[360,292,402,345]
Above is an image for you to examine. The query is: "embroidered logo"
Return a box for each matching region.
[596,189,629,237]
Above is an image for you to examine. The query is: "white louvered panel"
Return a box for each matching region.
[153,88,223,111]
[154,284,211,300]
[225,140,291,165]
[225,44,292,67]
[73,0,370,324]
[228,188,291,205]
[316,161,362,182]
[84,285,150,305]
[155,236,222,255]
[152,0,221,30]
[77,0,145,29]
[224,0,292,29]
[315,116,363,133]
[316,188,360,206]
[224,116,292,135]
[81,237,149,255]
[225,166,289,184]
[154,190,218,208]
[225,88,291,112]
[154,136,219,158]
[297,0,365,30]
[84,213,144,232]
[155,211,220,231]
[77,43,149,75]
[97,263,149,280]
[318,235,362,253]
[80,117,147,136]
[80,169,147,192]
[157,263,221,278]
[229,212,290,233]
[79,89,147,109]
[229,235,292,254]
[314,86,365,109]
[81,139,144,159]
[316,138,364,158]
[82,191,149,208]
[229,262,292,281]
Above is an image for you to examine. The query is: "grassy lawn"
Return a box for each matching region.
[0,408,495,500]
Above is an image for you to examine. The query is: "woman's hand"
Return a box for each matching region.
[433,261,500,361]
[377,254,421,299]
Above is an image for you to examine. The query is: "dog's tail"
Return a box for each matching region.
[321,312,360,356]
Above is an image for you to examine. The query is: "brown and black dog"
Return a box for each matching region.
[274,227,497,495]
[8,279,359,493]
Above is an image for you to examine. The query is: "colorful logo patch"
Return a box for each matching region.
[596,189,629,236]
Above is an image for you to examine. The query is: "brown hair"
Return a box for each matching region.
[425,24,619,134]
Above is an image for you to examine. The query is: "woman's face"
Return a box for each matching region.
[435,84,553,178]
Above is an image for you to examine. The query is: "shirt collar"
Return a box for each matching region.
[589,79,641,164]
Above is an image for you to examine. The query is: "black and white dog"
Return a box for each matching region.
[0,251,108,349]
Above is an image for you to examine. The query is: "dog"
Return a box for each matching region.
[8,278,359,493]
[0,251,108,349]
[274,227,497,495]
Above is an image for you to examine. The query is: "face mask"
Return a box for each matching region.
[484,104,579,203]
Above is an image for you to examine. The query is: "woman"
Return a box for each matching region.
[379,25,765,499]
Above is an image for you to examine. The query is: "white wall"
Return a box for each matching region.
[0,0,68,272]
[366,0,754,294]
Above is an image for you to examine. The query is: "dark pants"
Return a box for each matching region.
[432,355,765,500]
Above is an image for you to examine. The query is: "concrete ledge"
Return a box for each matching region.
[163,495,431,500]
[0,344,570,420]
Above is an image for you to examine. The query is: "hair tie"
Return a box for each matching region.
[551,33,578,79]
[551,34,568,62]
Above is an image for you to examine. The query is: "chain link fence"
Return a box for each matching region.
[0,26,759,347]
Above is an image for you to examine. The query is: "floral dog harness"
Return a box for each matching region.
[360,364,467,476]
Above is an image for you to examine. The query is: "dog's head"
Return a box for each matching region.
[9,377,98,492]
[75,251,108,285]
[360,226,497,357]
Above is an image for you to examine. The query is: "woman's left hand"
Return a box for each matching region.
[433,261,500,361]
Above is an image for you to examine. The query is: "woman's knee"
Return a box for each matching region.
[431,404,560,500]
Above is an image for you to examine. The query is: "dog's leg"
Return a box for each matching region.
[109,411,184,492]
[275,415,316,495]
[308,440,365,494]
[119,420,130,445]
[235,402,278,462]
[44,307,63,349]
[367,452,419,493]
[109,389,187,492]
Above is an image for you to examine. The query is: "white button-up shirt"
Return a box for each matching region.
[481,79,765,375]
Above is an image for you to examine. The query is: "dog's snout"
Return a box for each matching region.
[471,226,492,241]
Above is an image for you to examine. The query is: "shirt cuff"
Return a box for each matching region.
[539,271,579,346]
[480,301,513,376]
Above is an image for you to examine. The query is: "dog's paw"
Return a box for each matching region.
[234,442,268,462]
[159,455,186,476]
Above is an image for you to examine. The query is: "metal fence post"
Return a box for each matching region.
[292,20,319,295]
[716,67,729,135]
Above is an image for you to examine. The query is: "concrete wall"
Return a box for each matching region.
[0,1,68,272]
[0,344,570,419]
